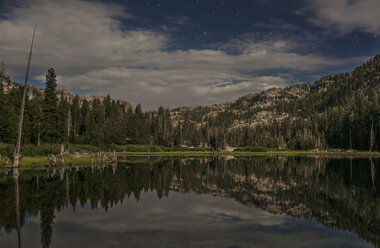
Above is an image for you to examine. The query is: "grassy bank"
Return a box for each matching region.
[0,143,212,158]
[117,151,380,157]
[1,151,380,168]
[2,143,380,168]
[2,143,379,157]
[0,155,114,167]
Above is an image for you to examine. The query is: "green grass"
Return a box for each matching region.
[2,143,380,159]
[119,151,215,157]
[118,150,380,157]
[2,150,380,168]
[0,155,114,168]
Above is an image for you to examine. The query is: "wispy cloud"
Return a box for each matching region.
[300,0,380,35]
[0,0,367,109]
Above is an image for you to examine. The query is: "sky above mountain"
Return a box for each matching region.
[1,0,380,110]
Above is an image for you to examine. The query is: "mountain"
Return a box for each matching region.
[0,54,379,151]
[169,54,380,151]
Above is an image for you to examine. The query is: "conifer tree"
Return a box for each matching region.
[42,68,60,143]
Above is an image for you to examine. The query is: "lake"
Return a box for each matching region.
[0,156,379,247]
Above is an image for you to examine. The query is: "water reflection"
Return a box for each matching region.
[13,167,21,248]
[0,156,379,247]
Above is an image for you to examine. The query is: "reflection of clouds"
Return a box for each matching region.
[53,192,290,232]
[10,191,372,248]
[191,202,289,226]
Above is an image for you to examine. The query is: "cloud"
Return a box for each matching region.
[0,0,367,109]
[301,0,380,35]
[60,69,288,108]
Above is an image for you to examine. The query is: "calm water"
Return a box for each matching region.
[0,156,379,248]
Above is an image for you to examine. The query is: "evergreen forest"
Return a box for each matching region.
[1,54,380,152]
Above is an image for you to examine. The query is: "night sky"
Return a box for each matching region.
[1,0,380,109]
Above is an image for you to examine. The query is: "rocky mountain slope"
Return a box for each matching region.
[171,54,380,129]
[168,54,380,150]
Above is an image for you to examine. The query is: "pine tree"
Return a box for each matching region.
[42,68,60,143]
[0,61,5,74]
[0,82,15,143]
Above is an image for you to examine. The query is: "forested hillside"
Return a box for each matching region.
[171,54,380,151]
[1,54,380,151]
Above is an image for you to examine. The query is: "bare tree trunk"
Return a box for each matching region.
[66,108,71,150]
[370,120,375,152]
[171,124,174,148]
[215,128,218,151]
[13,26,36,167]
[113,150,117,161]
[350,157,352,180]
[180,123,183,152]
[349,129,352,151]
[51,155,57,166]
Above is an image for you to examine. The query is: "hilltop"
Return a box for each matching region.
[169,54,380,151]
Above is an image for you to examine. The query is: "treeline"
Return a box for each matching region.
[0,68,182,149]
[256,55,380,151]
[171,54,380,151]
[1,55,380,151]
[0,67,234,150]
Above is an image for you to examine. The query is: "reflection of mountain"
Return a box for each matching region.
[0,157,379,247]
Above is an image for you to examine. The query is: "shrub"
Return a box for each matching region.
[21,144,61,156]
[69,144,100,153]
[0,144,14,158]
[234,146,268,152]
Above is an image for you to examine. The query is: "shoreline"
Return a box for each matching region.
[117,151,380,157]
[1,151,380,168]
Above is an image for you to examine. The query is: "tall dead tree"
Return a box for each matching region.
[349,129,352,151]
[66,107,71,150]
[13,26,36,167]
[369,120,375,152]
[180,122,183,152]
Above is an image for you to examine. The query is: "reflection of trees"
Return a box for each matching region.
[40,179,56,248]
[13,167,21,248]
[0,156,379,247]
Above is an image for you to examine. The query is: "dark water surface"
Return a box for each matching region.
[0,156,379,247]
